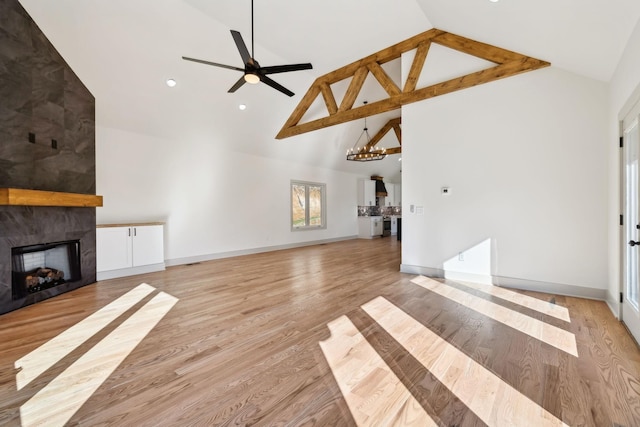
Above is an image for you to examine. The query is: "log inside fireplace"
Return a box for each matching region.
[11,240,81,300]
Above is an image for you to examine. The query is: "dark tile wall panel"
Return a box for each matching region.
[0,0,97,314]
[0,206,96,314]
[0,0,95,194]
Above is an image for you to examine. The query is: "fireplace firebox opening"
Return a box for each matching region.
[11,240,81,300]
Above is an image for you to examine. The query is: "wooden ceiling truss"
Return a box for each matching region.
[276,28,550,139]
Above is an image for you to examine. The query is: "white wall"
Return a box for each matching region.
[608,18,640,316]
[96,126,359,264]
[401,66,609,297]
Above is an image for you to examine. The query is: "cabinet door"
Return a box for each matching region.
[391,217,398,234]
[358,217,370,238]
[372,218,383,236]
[365,181,376,206]
[96,227,133,272]
[385,185,395,206]
[132,225,164,267]
[357,179,376,206]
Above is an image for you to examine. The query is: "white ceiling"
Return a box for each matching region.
[17,0,640,182]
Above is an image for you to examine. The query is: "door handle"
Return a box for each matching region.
[629,240,640,247]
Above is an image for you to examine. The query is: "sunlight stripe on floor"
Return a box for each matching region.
[319,315,437,427]
[411,276,578,357]
[14,283,155,390]
[362,296,569,427]
[19,291,178,427]
[453,279,570,322]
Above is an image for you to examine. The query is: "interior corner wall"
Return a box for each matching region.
[608,17,640,317]
[95,126,358,264]
[400,67,609,295]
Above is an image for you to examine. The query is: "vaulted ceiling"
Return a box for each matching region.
[18,0,640,182]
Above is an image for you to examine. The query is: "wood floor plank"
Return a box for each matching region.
[14,283,155,391]
[0,237,638,426]
[410,276,578,356]
[362,296,567,427]
[456,279,571,322]
[20,291,177,427]
[319,315,437,426]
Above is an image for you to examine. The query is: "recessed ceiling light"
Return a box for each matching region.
[239,104,247,110]
[166,78,177,87]
[489,0,499,2]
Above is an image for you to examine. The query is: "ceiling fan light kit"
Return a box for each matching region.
[244,73,260,84]
[182,0,312,96]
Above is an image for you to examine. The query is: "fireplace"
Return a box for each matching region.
[12,240,82,300]
[0,206,97,314]
[0,0,98,314]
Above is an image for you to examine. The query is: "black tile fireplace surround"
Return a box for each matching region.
[0,206,96,315]
[0,0,98,314]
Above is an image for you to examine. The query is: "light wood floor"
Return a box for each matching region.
[1,237,639,426]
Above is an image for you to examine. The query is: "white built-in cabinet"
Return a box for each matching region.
[358,179,401,207]
[357,179,376,206]
[381,184,402,207]
[358,216,383,238]
[384,185,395,207]
[394,184,401,206]
[390,216,399,235]
[96,223,165,280]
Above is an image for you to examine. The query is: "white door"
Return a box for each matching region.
[623,105,640,342]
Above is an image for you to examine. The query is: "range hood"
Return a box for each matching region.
[371,176,387,197]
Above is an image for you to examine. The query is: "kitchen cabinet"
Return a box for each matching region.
[383,185,395,207]
[357,179,376,206]
[380,184,401,207]
[394,184,401,206]
[97,223,165,280]
[390,215,400,235]
[358,216,383,239]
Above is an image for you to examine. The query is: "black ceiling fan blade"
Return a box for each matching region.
[182,56,244,72]
[260,63,313,75]
[230,30,251,65]
[228,76,247,93]
[260,75,294,97]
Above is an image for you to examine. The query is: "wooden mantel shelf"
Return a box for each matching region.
[0,188,103,207]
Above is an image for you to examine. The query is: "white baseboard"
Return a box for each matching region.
[605,290,621,319]
[165,235,359,267]
[401,264,443,277]
[97,263,166,281]
[400,264,608,301]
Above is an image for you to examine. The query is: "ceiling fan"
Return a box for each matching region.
[182,0,313,97]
